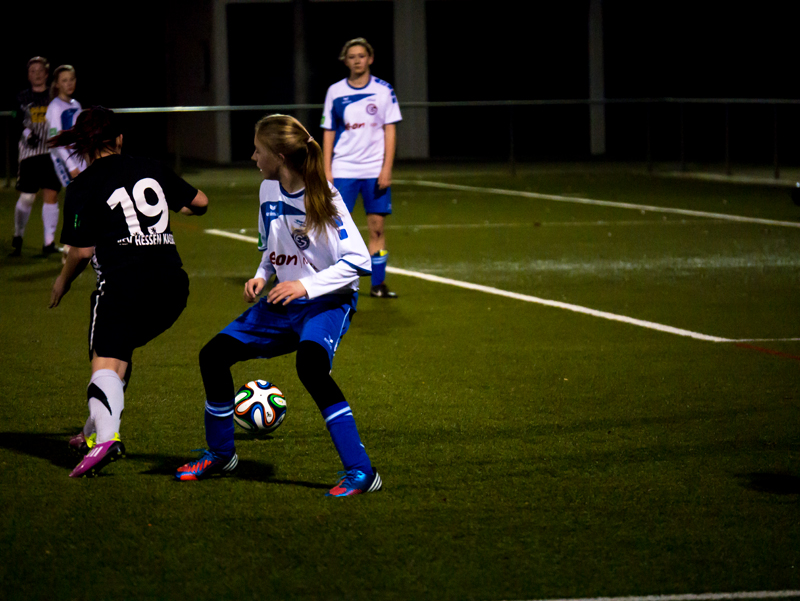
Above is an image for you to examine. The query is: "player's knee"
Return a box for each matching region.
[200,334,239,370]
[17,193,36,208]
[295,341,331,387]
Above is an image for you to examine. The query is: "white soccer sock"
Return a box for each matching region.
[81,415,95,438]
[14,193,35,237]
[87,369,125,443]
[42,203,60,246]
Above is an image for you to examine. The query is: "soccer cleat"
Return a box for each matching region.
[175,449,238,481]
[42,242,60,255]
[370,283,397,299]
[326,469,382,497]
[68,431,97,455]
[8,236,22,257]
[69,435,125,478]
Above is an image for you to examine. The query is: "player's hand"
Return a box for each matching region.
[26,132,40,148]
[266,280,307,305]
[49,275,70,308]
[244,278,266,303]
[377,167,392,190]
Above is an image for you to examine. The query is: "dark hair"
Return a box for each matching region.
[255,114,337,237]
[49,106,121,162]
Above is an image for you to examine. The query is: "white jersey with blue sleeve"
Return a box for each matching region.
[46,97,86,186]
[254,180,371,300]
[320,76,402,179]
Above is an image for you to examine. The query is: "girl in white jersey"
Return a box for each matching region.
[177,114,382,497]
[47,65,86,186]
[46,65,87,261]
[321,37,402,299]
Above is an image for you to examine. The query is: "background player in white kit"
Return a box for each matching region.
[47,65,86,187]
[321,37,402,298]
[46,64,87,262]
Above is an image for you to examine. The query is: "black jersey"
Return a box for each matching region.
[60,154,197,280]
[16,88,51,160]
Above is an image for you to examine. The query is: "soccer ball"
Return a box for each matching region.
[233,380,287,434]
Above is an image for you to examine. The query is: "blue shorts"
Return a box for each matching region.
[220,294,357,368]
[334,178,392,215]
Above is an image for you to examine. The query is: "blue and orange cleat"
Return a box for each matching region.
[326,469,382,497]
[175,449,238,481]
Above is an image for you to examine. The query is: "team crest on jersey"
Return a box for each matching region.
[292,229,310,250]
[367,103,378,115]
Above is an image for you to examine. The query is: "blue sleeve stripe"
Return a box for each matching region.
[340,258,371,276]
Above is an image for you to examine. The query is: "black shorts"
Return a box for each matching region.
[89,268,190,363]
[16,154,62,193]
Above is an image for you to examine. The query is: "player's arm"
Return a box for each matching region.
[299,208,371,300]
[378,123,396,190]
[244,249,276,303]
[266,280,307,305]
[179,190,209,216]
[322,130,335,183]
[50,246,94,308]
[14,92,32,141]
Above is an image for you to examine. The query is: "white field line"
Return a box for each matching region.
[396,179,800,229]
[734,338,800,342]
[378,220,725,229]
[204,229,795,345]
[386,266,731,342]
[221,220,723,233]
[506,591,800,601]
[204,229,258,243]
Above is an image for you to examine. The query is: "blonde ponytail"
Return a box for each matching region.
[255,114,337,237]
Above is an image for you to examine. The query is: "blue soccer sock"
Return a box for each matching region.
[204,400,235,457]
[322,401,372,474]
[371,250,388,287]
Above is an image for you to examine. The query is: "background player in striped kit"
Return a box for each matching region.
[321,37,402,298]
[10,56,63,257]
[176,114,382,497]
[49,106,210,478]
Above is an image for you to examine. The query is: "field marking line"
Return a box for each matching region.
[505,591,800,601]
[734,338,800,342]
[386,266,731,342]
[395,179,800,229]
[205,229,259,243]
[215,219,727,233]
[205,229,798,346]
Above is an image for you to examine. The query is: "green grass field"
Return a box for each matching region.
[1,163,799,601]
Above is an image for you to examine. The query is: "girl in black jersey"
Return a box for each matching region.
[10,56,63,257]
[48,106,209,478]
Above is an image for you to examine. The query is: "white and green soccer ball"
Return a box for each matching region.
[233,380,287,434]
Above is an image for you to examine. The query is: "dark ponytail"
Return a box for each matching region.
[49,106,121,163]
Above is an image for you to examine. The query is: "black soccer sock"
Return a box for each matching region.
[297,341,371,473]
[295,341,347,412]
